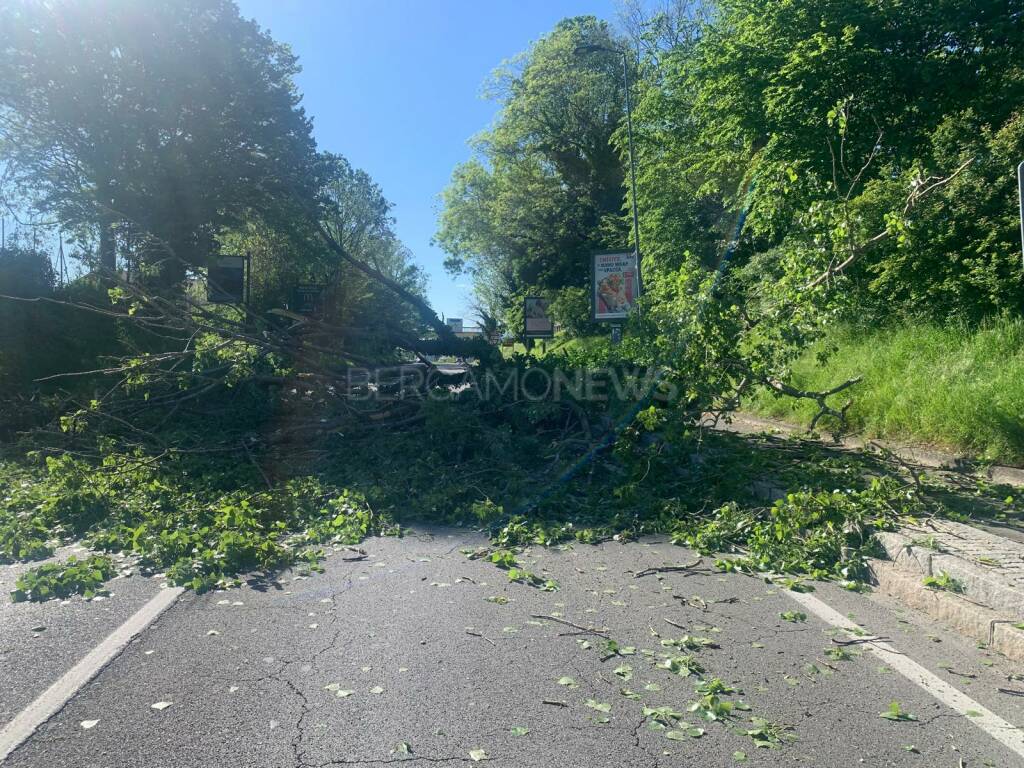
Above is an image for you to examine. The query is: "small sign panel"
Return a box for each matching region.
[592,251,639,322]
[292,283,325,315]
[524,296,554,338]
[208,256,245,303]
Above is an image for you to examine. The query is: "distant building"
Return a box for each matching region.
[445,317,463,334]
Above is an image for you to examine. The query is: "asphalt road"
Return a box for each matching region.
[3,529,1024,767]
[0,544,163,728]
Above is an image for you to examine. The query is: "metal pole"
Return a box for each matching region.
[1018,160,1024,270]
[621,51,642,295]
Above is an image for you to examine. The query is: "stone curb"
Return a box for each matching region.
[872,530,1024,661]
[876,530,1024,619]
[869,561,1024,662]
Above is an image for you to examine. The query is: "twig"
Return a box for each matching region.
[763,376,862,433]
[997,687,1024,697]
[465,630,496,647]
[804,157,974,290]
[242,439,272,491]
[831,636,887,647]
[529,614,610,638]
[944,669,978,680]
[870,441,923,488]
[634,558,703,578]
[672,594,708,611]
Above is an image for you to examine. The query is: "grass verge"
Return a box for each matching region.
[747,319,1024,465]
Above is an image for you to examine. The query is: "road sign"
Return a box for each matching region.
[292,283,325,315]
[208,256,245,303]
[591,251,639,322]
[523,296,554,338]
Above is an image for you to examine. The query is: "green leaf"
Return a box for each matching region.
[879,701,916,721]
[613,663,633,681]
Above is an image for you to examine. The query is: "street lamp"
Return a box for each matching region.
[575,43,642,296]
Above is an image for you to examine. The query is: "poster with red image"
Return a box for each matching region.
[591,251,638,321]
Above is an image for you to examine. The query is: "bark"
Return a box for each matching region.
[99,217,116,271]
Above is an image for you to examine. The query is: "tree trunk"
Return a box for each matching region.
[99,218,116,272]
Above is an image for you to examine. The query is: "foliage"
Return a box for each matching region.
[922,571,964,594]
[0,453,393,598]
[624,0,1024,392]
[436,1,1024,434]
[879,701,917,722]
[675,479,915,580]
[12,555,115,602]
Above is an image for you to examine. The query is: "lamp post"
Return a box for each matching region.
[576,43,642,296]
[1017,160,1024,269]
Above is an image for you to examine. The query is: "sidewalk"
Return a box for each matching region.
[717,412,1024,488]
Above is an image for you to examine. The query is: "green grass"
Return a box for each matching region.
[747,319,1024,465]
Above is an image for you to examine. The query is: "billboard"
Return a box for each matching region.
[591,251,639,321]
[523,296,554,338]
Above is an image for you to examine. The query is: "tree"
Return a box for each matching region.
[632,0,1024,321]
[0,0,321,286]
[436,16,633,331]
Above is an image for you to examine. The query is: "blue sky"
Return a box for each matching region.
[236,0,618,325]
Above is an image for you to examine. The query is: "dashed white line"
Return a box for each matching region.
[785,589,1024,760]
[0,586,184,763]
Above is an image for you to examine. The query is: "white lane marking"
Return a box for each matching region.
[0,586,184,763]
[785,589,1024,759]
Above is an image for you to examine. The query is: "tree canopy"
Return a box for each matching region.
[0,0,322,285]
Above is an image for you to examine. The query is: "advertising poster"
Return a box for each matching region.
[523,296,554,338]
[591,251,638,321]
